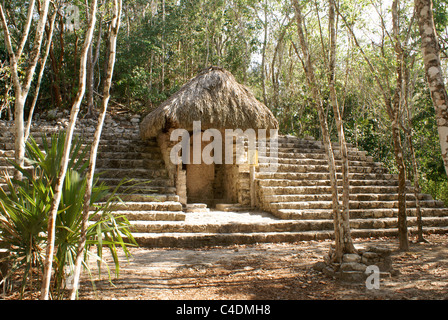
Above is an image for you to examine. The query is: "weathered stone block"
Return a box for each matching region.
[341,262,367,272]
[340,271,366,282]
[343,253,362,263]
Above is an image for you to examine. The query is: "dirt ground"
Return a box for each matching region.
[2,234,447,301]
[73,233,448,301]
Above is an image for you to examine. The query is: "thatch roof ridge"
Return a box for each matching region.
[140,66,278,139]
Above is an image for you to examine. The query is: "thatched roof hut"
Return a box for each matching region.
[140,66,278,139]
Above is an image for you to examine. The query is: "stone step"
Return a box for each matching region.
[263,193,433,203]
[273,151,370,162]
[95,168,169,179]
[275,207,448,220]
[90,210,186,222]
[98,177,173,187]
[186,203,210,213]
[258,157,381,167]
[128,216,448,234]
[105,201,183,212]
[97,151,162,160]
[215,203,255,212]
[115,193,180,202]
[258,163,388,174]
[128,225,448,248]
[94,144,161,154]
[256,171,398,181]
[95,158,164,169]
[259,185,415,196]
[257,178,401,188]
[270,199,445,211]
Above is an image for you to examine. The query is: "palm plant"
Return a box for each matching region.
[0,132,136,298]
[0,168,51,297]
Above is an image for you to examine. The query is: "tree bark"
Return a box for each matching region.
[337,1,409,250]
[261,0,268,106]
[25,6,57,142]
[392,0,409,251]
[86,12,103,117]
[40,0,98,300]
[415,0,448,178]
[293,0,355,262]
[69,0,121,300]
[0,0,50,179]
[328,0,355,254]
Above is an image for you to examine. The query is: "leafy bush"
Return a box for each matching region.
[0,132,136,299]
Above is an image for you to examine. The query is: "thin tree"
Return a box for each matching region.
[0,0,50,178]
[414,0,448,179]
[292,0,356,263]
[40,0,98,300]
[336,0,410,251]
[69,0,122,300]
[24,4,58,142]
[327,0,354,255]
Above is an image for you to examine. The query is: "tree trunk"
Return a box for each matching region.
[293,0,355,262]
[69,0,121,300]
[392,0,409,251]
[328,0,355,254]
[40,0,98,300]
[261,0,268,106]
[86,13,103,118]
[25,7,57,142]
[337,1,409,250]
[0,0,51,179]
[415,0,448,178]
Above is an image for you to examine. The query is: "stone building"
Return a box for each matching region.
[140,66,278,209]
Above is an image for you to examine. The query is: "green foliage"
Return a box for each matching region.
[421,178,448,207]
[0,169,51,297]
[0,132,136,299]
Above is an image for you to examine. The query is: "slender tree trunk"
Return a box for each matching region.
[0,0,50,178]
[337,1,409,250]
[402,54,426,243]
[392,0,409,251]
[40,0,98,300]
[69,0,121,300]
[293,0,355,262]
[25,7,57,142]
[261,0,268,106]
[161,0,166,92]
[86,13,103,117]
[328,0,355,254]
[415,0,448,178]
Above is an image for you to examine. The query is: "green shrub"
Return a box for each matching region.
[0,132,136,299]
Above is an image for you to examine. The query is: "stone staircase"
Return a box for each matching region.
[1,119,448,249]
[255,135,448,237]
[0,118,186,248]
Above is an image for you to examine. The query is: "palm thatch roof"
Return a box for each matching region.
[140,66,278,139]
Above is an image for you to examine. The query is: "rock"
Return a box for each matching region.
[366,246,392,256]
[343,253,362,263]
[376,257,393,272]
[362,251,380,260]
[46,109,58,119]
[340,271,365,282]
[341,262,367,272]
[361,251,381,265]
[131,117,140,124]
[312,261,327,272]
[322,266,336,277]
